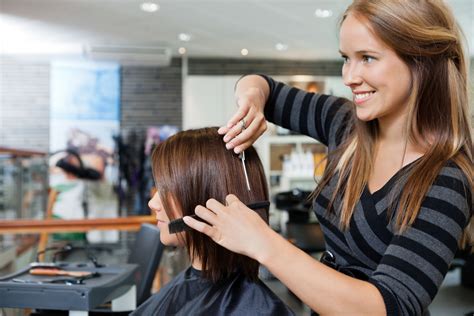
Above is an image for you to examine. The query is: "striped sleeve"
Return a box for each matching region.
[259,75,352,147]
[368,166,472,316]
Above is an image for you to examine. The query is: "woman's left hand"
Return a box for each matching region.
[183,194,272,262]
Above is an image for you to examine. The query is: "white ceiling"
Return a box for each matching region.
[0,0,473,61]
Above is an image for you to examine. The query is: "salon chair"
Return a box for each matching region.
[274,189,325,254]
[129,223,164,306]
[31,223,164,315]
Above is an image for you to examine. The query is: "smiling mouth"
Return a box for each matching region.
[353,91,375,103]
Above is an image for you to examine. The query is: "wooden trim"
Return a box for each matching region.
[0,216,157,234]
[38,189,58,260]
[0,147,46,157]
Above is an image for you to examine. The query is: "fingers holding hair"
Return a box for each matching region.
[184,194,269,258]
[218,98,251,137]
[223,108,267,153]
[194,204,218,225]
[225,194,242,206]
[183,215,218,239]
[227,96,253,128]
[183,199,226,242]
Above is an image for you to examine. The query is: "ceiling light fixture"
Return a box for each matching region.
[240,48,249,56]
[178,33,191,42]
[275,43,288,51]
[178,47,186,55]
[314,9,333,18]
[140,2,159,13]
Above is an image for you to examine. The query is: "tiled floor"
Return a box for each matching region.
[263,268,474,316]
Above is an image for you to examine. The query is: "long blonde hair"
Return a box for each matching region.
[315,0,473,242]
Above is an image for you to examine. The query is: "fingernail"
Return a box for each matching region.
[226,143,233,149]
[234,148,240,154]
[218,127,225,134]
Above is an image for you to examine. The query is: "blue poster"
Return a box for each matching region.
[50,60,120,152]
[49,60,121,243]
[51,61,120,121]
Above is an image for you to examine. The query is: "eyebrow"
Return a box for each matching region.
[338,49,380,55]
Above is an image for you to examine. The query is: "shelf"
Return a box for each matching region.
[259,133,326,196]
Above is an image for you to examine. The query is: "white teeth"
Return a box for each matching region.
[354,92,373,100]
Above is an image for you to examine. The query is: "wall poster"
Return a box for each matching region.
[49,60,120,243]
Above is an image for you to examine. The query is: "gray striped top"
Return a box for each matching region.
[261,75,472,315]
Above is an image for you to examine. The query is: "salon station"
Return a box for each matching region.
[0,1,473,315]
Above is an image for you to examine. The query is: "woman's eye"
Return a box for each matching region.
[341,55,349,63]
[362,55,375,63]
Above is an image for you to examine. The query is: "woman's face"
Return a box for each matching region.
[148,191,184,246]
[339,13,412,125]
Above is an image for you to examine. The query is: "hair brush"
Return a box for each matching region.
[168,201,270,234]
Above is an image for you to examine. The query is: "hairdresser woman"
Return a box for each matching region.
[185,1,473,315]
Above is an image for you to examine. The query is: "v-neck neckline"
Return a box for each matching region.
[366,156,422,199]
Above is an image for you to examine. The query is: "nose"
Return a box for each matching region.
[148,193,160,212]
[342,62,363,88]
[148,199,156,212]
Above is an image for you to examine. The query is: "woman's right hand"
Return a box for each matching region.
[218,77,269,154]
[183,194,275,262]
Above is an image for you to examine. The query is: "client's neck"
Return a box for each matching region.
[191,257,202,270]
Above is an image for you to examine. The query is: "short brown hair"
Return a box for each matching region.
[151,127,269,282]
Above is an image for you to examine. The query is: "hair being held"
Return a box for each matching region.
[151,127,269,282]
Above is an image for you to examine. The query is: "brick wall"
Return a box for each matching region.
[0,57,50,151]
[121,58,182,136]
[188,58,343,76]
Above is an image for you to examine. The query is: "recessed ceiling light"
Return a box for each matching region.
[314,9,333,18]
[140,2,159,13]
[241,48,249,56]
[275,43,288,51]
[178,47,186,55]
[178,33,191,42]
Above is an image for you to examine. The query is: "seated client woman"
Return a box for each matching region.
[132,127,294,316]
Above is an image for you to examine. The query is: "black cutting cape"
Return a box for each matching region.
[131,266,295,315]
